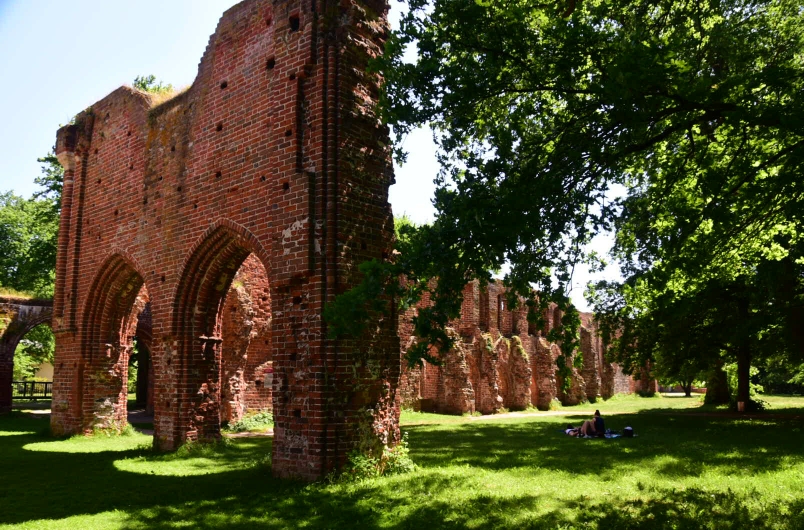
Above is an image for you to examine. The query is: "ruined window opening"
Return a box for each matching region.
[527,316,537,336]
[479,289,489,331]
[289,14,300,32]
[266,57,276,70]
[221,254,273,423]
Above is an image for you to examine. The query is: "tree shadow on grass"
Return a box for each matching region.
[2,412,804,529]
[0,414,286,526]
[116,474,804,530]
[402,411,804,478]
[573,486,804,530]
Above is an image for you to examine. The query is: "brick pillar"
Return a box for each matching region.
[0,340,14,413]
[51,127,82,435]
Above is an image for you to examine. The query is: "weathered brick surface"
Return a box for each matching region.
[50,0,399,480]
[398,280,640,413]
[0,297,53,412]
[220,254,273,423]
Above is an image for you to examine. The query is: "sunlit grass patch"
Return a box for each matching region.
[115,439,272,476]
[23,430,151,453]
[400,409,470,425]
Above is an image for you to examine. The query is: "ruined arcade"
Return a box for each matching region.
[51,0,400,480]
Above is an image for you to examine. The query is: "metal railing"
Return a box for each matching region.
[11,381,52,400]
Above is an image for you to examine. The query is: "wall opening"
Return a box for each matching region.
[478,289,489,331]
[81,256,149,433]
[172,224,272,444]
[220,254,273,427]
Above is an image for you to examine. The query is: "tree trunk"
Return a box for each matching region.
[735,293,751,409]
[135,344,150,408]
[736,341,751,408]
[705,361,730,404]
[682,381,692,397]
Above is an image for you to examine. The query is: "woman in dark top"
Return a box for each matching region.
[593,410,605,434]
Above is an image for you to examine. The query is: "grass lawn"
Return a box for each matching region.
[1,394,803,529]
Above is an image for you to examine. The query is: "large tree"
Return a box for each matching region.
[329,0,804,391]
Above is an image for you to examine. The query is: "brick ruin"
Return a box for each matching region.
[0,297,53,412]
[50,0,399,480]
[44,0,658,481]
[127,255,274,423]
[397,281,653,414]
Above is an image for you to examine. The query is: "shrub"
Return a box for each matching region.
[340,433,416,481]
[225,410,273,433]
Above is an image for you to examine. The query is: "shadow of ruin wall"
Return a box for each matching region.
[398,281,639,413]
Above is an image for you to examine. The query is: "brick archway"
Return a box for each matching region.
[0,297,53,412]
[169,222,266,445]
[75,254,149,432]
[51,0,400,480]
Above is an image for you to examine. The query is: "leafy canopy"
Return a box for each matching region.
[326,0,804,382]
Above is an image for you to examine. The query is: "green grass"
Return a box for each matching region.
[1,396,804,529]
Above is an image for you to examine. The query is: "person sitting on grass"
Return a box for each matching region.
[579,419,596,437]
[593,410,605,436]
[580,411,605,438]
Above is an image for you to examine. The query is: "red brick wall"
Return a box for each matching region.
[397,280,640,413]
[51,0,399,481]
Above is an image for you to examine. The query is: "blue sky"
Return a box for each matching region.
[0,0,436,219]
[0,0,610,310]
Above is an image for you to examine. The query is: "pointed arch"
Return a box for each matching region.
[82,252,150,350]
[78,252,151,432]
[171,219,272,442]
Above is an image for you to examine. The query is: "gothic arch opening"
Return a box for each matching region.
[172,224,272,444]
[220,254,273,425]
[80,255,149,432]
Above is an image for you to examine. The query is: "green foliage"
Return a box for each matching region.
[132,75,174,94]
[0,152,61,298]
[511,335,528,361]
[723,363,765,402]
[224,410,274,433]
[170,438,235,459]
[13,324,54,381]
[365,0,804,392]
[0,189,59,297]
[90,422,137,438]
[339,433,416,481]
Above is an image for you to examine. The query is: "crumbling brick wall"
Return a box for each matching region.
[398,280,640,413]
[50,0,399,481]
[220,254,272,424]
